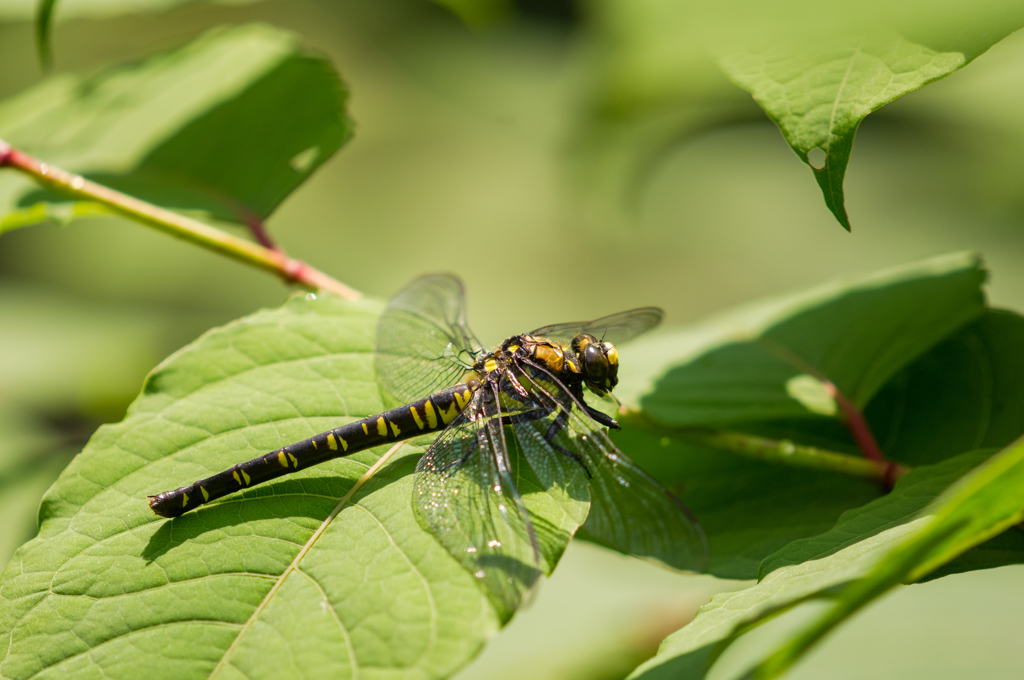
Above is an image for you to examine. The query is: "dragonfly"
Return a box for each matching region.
[150,274,708,615]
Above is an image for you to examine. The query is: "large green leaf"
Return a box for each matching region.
[627,434,1024,680]
[0,295,508,679]
[605,253,991,579]
[621,251,985,426]
[754,309,1024,579]
[0,23,352,232]
[719,17,1024,230]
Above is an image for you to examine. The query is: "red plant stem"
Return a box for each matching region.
[0,140,361,300]
[823,381,901,487]
[756,338,898,488]
[824,383,883,462]
[238,206,279,251]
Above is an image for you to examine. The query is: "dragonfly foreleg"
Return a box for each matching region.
[581,402,619,430]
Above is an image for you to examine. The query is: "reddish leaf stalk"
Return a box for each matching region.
[757,338,899,488]
[823,382,883,461]
[823,381,901,487]
[238,205,280,251]
[0,140,361,300]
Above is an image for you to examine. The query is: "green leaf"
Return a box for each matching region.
[627,520,924,680]
[606,253,999,579]
[610,421,879,579]
[745,434,1024,679]
[35,0,57,69]
[621,251,985,426]
[758,449,995,578]
[720,24,1024,229]
[628,435,1024,680]
[755,310,1024,578]
[0,23,352,233]
[0,295,504,679]
[867,309,1024,466]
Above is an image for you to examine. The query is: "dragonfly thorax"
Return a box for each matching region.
[493,333,620,397]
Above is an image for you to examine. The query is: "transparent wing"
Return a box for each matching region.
[509,359,709,573]
[377,274,485,404]
[527,307,664,346]
[413,382,541,622]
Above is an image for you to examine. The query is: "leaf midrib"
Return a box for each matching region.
[207,444,409,680]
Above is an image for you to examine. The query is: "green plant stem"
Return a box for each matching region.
[0,140,361,300]
[677,427,910,485]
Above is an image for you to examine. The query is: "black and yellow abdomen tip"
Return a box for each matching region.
[148,491,186,519]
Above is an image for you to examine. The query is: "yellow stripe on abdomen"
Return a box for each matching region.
[424,400,438,428]
[410,406,425,430]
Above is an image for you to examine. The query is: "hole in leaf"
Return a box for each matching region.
[290,146,320,173]
[785,374,837,416]
[807,147,827,170]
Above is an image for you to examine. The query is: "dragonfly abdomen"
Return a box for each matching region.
[149,383,476,518]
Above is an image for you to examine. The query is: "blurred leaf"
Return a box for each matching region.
[0,295,504,679]
[620,251,985,426]
[0,285,168,417]
[34,0,57,69]
[429,0,512,26]
[0,23,352,233]
[758,449,994,577]
[628,434,1024,680]
[31,1,262,68]
[627,520,924,680]
[0,406,75,568]
[0,0,260,21]
[744,434,1024,679]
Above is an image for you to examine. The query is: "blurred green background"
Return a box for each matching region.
[1,1,1023,677]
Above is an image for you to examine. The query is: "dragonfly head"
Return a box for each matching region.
[571,333,619,396]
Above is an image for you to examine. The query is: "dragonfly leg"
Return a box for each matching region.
[438,439,479,474]
[582,402,619,430]
[570,383,620,429]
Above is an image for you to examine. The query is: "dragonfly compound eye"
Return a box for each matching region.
[583,344,608,384]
